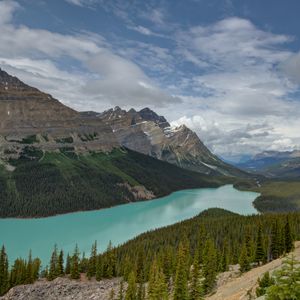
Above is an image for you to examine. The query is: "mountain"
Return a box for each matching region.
[0,68,245,217]
[236,150,300,178]
[97,106,247,177]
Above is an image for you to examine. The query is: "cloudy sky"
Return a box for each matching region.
[1,0,300,160]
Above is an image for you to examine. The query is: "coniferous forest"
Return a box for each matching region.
[1,208,300,298]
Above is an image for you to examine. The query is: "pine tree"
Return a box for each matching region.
[57,250,64,276]
[32,258,41,281]
[70,244,80,280]
[270,220,280,260]
[125,271,137,300]
[220,239,229,272]
[173,242,189,300]
[25,250,33,284]
[48,245,58,281]
[0,246,9,296]
[65,254,71,275]
[256,272,275,297]
[284,217,294,253]
[96,256,103,281]
[148,259,168,300]
[87,241,97,279]
[239,243,250,273]
[266,255,300,299]
[202,239,217,293]
[255,224,265,265]
[189,253,204,300]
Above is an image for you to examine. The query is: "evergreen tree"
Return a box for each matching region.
[25,250,33,284]
[96,256,103,281]
[189,253,204,300]
[284,217,294,253]
[0,246,9,296]
[104,241,116,278]
[255,224,265,265]
[202,239,217,293]
[270,220,280,260]
[57,250,64,276]
[173,242,189,300]
[48,245,58,281]
[32,258,41,281]
[239,243,250,273]
[256,272,275,297]
[87,241,97,279]
[65,254,71,275]
[70,245,80,280]
[148,259,168,300]
[125,271,137,300]
[220,239,229,272]
[266,255,300,300]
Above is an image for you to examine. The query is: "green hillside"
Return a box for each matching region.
[0,147,227,218]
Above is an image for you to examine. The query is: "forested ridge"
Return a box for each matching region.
[0,148,227,218]
[1,208,300,299]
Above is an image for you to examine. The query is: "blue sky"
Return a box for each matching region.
[1,0,300,159]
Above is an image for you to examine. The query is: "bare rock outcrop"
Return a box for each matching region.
[0,277,124,300]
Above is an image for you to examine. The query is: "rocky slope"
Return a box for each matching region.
[207,241,300,300]
[98,106,247,177]
[0,277,124,300]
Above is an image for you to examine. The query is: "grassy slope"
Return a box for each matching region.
[0,148,229,218]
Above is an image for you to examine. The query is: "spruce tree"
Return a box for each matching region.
[57,250,64,276]
[148,259,168,300]
[256,272,275,297]
[255,224,265,265]
[190,253,204,300]
[173,242,189,300]
[70,244,80,280]
[125,271,137,300]
[65,254,71,275]
[284,217,294,253]
[25,250,33,284]
[87,241,97,279]
[48,245,58,281]
[270,220,280,260]
[96,256,103,281]
[266,255,300,300]
[239,243,250,273]
[0,246,9,296]
[202,238,217,293]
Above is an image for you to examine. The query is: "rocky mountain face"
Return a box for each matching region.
[236,150,300,178]
[98,106,247,176]
[0,68,246,177]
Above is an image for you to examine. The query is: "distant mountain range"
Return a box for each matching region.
[236,150,300,178]
[0,68,247,217]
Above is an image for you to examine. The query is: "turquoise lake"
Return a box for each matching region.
[0,185,259,265]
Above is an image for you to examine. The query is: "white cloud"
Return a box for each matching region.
[280,51,300,84]
[0,0,19,25]
[64,0,97,7]
[0,1,179,111]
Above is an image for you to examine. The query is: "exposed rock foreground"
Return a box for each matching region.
[0,277,123,300]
